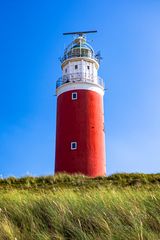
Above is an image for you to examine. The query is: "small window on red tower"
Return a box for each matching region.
[71,142,77,150]
[72,92,77,100]
[75,65,78,69]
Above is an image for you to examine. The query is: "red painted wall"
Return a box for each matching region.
[55,89,106,177]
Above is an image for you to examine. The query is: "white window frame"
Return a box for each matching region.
[71,142,77,150]
[72,92,77,100]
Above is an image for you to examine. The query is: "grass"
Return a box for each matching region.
[0,174,160,239]
[0,173,160,189]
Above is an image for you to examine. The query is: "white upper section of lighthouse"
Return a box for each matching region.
[56,34,104,96]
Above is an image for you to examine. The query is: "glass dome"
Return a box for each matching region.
[60,36,99,63]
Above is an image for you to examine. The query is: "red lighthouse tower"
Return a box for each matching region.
[55,31,106,177]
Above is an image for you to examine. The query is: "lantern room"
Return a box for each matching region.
[56,34,103,89]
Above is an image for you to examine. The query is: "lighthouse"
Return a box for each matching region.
[55,31,106,177]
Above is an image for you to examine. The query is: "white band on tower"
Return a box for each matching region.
[56,82,104,97]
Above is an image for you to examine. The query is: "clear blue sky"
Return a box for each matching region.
[0,0,160,177]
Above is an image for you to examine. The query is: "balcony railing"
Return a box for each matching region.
[60,52,100,64]
[56,73,104,89]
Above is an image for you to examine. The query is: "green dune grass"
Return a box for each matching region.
[0,174,160,239]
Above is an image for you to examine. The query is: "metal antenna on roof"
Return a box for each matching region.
[63,30,97,37]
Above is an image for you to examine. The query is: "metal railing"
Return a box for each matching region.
[60,53,100,64]
[56,73,104,89]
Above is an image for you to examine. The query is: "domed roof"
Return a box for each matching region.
[66,36,94,55]
[60,36,100,63]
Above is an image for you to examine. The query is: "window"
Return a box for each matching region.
[87,66,90,70]
[75,65,78,69]
[65,68,67,73]
[72,92,77,100]
[71,142,77,150]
